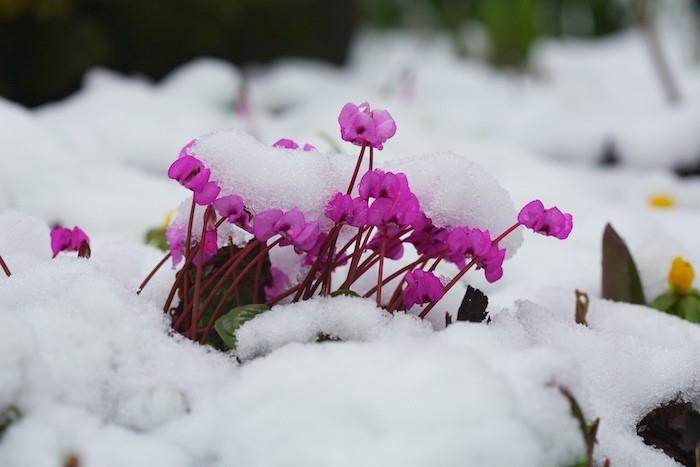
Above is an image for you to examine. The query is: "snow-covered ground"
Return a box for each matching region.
[2,21,700,467]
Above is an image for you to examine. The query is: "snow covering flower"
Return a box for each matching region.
[668,256,695,295]
[50,226,90,258]
[518,200,573,240]
[324,193,368,227]
[272,139,316,152]
[253,208,321,253]
[402,270,445,309]
[338,102,396,150]
[265,267,291,300]
[168,142,221,206]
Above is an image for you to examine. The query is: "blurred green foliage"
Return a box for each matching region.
[1,0,632,106]
[0,0,357,106]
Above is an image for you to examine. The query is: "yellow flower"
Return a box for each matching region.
[668,256,695,295]
[161,209,176,230]
[649,194,675,209]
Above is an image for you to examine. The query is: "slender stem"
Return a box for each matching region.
[266,283,302,307]
[197,239,281,343]
[363,255,428,298]
[181,199,197,329]
[0,255,11,277]
[346,145,366,195]
[190,207,211,339]
[418,222,522,320]
[136,253,171,294]
[427,257,442,272]
[369,146,374,171]
[419,258,477,319]
[253,257,264,303]
[376,230,386,306]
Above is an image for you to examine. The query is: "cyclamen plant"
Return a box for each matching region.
[138,101,573,348]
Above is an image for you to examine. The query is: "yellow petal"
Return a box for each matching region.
[668,256,695,295]
[162,209,176,230]
[649,194,675,209]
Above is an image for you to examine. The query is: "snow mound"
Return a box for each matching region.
[235,296,432,360]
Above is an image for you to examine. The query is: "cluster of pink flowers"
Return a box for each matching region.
[50,226,91,258]
[147,100,572,344]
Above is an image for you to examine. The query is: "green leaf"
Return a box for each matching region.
[678,296,700,323]
[215,304,270,350]
[330,289,359,297]
[650,291,680,313]
[601,224,646,305]
[144,227,169,252]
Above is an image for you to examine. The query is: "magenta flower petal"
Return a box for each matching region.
[519,200,573,240]
[273,139,299,150]
[349,197,368,228]
[166,224,185,267]
[193,181,221,206]
[293,221,321,253]
[303,144,317,152]
[274,208,306,241]
[213,195,246,223]
[194,229,218,267]
[253,209,284,241]
[69,226,90,251]
[325,193,354,223]
[518,200,545,229]
[50,227,72,257]
[178,139,197,159]
[265,267,291,300]
[402,270,444,309]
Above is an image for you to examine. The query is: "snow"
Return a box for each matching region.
[2,13,700,466]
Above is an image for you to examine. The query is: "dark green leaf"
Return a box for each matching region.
[330,289,359,297]
[678,296,700,323]
[215,304,270,350]
[650,292,680,313]
[601,223,646,305]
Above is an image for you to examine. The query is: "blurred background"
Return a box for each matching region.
[1,0,697,106]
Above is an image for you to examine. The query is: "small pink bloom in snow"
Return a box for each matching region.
[518,200,573,240]
[193,181,221,206]
[213,195,246,223]
[402,270,444,309]
[325,193,368,227]
[50,226,91,258]
[338,102,396,150]
[273,139,317,152]
[168,156,211,192]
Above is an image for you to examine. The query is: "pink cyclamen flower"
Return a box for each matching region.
[477,244,506,283]
[518,200,573,240]
[193,181,221,206]
[168,156,210,192]
[252,208,321,253]
[193,229,218,267]
[273,139,317,152]
[325,193,368,227]
[445,227,492,269]
[213,195,247,224]
[51,226,91,258]
[406,214,449,257]
[367,226,405,260]
[265,267,291,300]
[402,270,445,309]
[165,224,185,267]
[338,102,396,150]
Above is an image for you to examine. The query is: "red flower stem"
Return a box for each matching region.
[181,199,197,327]
[0,255,11,277]
[189,206,212,339]
[376,230,386,306]
[369,146,374,171]
[344,227,412,287]
[294,239,332,301]
[427,257,442,272]
[138,217,226,296]
[363,255,429,298]
[346,145,366,195]
[176,240,258,330]
[344,226,374,284]
[197,238,281,343]
[418,259,477,319]
[418,222,522,320]
[253,257,264,303]
[305,226,342,299]
[266,283,302,307]
[321,227,341,295]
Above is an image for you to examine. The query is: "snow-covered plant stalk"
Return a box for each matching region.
[139,101,573,346]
